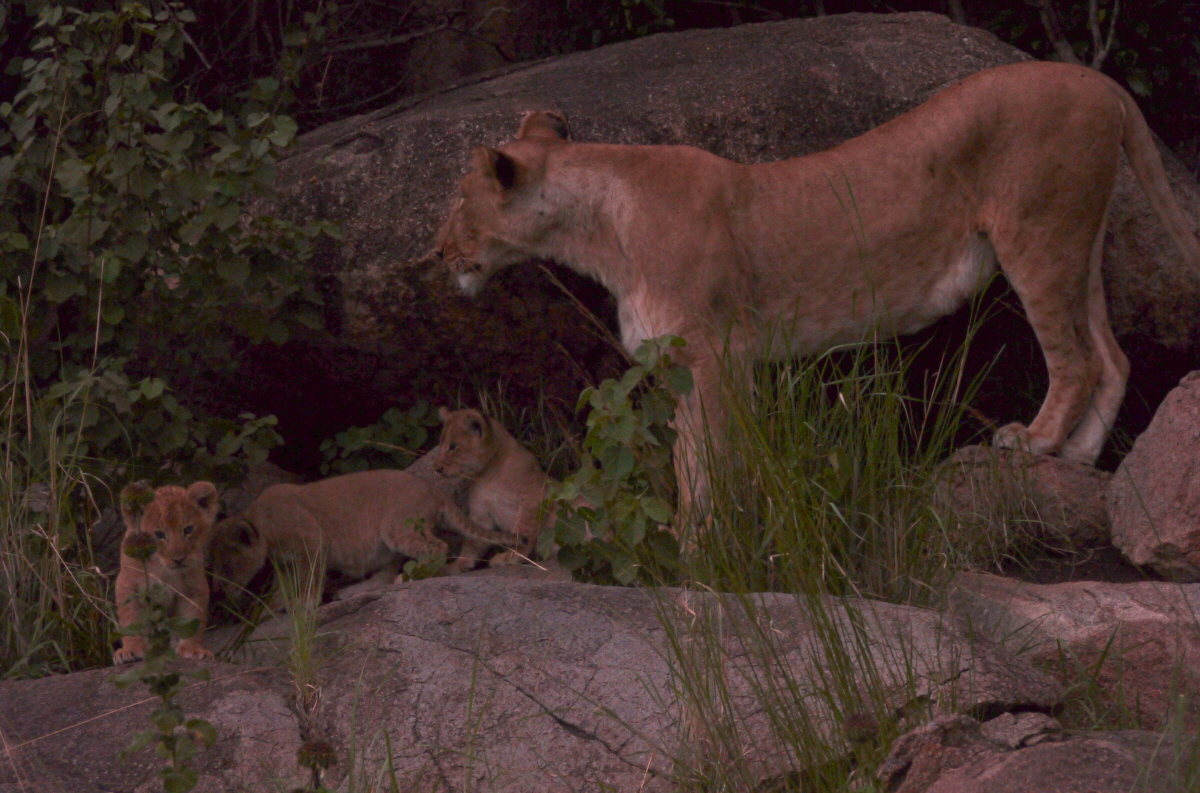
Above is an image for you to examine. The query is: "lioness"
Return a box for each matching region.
[113,481,220,665]
[428,61,1200,516]
[209,469,524,603]
[433,407,553,567]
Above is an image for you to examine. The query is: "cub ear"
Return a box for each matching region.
[119,481,155,532]
[187,481,220,522]
[438,406,452,423]
[516,111,569,141]
[234,519,258,548]
[467,413,490,439]
[472,146,520,192]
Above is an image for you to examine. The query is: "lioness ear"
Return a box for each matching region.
[187,481,220,522]
[119,481,155,532]
[472,146,520,192]
[517,111,569,141]
[438,406,452,423]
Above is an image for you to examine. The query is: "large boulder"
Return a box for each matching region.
[254,12,1200,462]
[955,572,1200,729]
[1,572,1063,792]
[233,572,1061,791]
[1108,371,1200,581]
[0,662,300,793]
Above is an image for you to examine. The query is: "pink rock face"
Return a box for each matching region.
[956,572,1200,730]
[1108,371,1200,581]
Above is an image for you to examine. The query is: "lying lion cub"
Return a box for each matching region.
[113,480,220,665]
[428,61,1200,520]
[433,407,554,567]
[209,468,523,603]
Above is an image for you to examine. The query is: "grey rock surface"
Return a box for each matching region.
[938,445,1111,550]
[1109,371,1200,581]
[260,12,1200,425]
[0,662,301,793]
[879,714,1190,793]
[234,573,1060,791]
[955,572,1200,729]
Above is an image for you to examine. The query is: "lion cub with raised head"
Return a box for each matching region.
[113,481,220,665]
[434,407,554,568]
[209,468,523,603]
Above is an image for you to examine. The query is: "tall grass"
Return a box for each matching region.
[1,334,115,677]
[688,331,991,602]
[646,325,1006,791]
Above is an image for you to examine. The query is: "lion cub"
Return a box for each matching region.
[209,468,523,603]
[434,407,555,568]
[113,481,220,665]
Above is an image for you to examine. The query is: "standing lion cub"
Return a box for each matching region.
[428,61,1200,520]
[209,468,524,604]
[433,407,554,567]
[113,480,220,665]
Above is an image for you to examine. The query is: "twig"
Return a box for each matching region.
[1087,0,1120,69]
[1038,0,1082,65]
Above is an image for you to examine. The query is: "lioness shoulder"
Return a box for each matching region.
[210,468,522,603]
[434,407,554,566]
[113,480,220,665]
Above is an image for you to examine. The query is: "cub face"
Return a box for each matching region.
[120,481,220,571]
[208,516,267,595]
[428,111,571,297]
[434,407,498,480]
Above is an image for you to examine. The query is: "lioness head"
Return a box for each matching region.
[434,407,499,480]
[208,515,268,595]
[427,111,570,297]
[119,481,220,571]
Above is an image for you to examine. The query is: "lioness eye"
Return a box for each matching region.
[449,443,458,452]
[182,525,194,536]
[154,531,166,540]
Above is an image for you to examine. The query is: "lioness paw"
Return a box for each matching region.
[993,422,1032,452]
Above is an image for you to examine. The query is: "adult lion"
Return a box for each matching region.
[427,61,1200,517]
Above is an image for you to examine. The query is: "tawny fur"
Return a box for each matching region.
[429,61,1200,517]
[113,481,220,665]
[433,407,554,567]
[209,469,523,602]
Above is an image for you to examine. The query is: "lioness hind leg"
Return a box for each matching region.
[993,243,1102,458]
[1059,214,1129,464]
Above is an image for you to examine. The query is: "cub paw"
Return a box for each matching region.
[112,637,149,666]
[176,642,214,661]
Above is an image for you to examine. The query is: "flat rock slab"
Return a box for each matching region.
[955,572,1200,729]
[0,662,301,793]
[1109,371,1200,581]
[236,573,1061,792]
[938,445,1111,550]
[880,714,1191,793]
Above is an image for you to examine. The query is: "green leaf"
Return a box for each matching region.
[641,496,673,524]
[216,257,248,286]
[160,765,198,793]
[268,115,298,148]
[185,718,217,747]
[120,727,159,758]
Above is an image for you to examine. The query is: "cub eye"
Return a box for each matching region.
[182,525,194,536]
[154,531,166,540]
